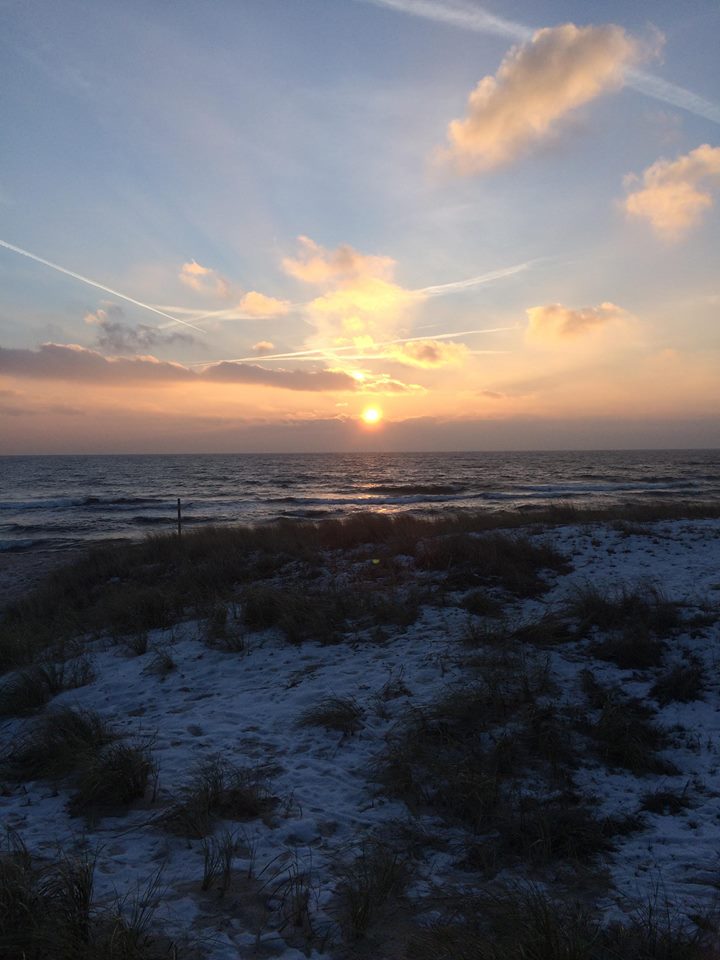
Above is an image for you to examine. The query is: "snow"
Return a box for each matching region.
[2,516,720,956]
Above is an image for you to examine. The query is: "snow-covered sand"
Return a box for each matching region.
[2,516,720,957]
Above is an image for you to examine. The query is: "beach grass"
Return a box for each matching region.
[1,504,719,956]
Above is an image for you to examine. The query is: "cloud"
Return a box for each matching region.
[0,342,422,393]
[388,339,469,367]
[283,236,422,360]
[444,23,644,172]
[85,302,194,352]
[0,343,191,383]
[525,302,629,342]
[252,340,276,355]
[179,260,231,299]
[199,362,356,391]
[282,236,395,285]
[623,144,720,240]
[357,373,424,394]
[238,291,291,317]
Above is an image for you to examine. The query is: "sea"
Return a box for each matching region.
[1,449,719,556]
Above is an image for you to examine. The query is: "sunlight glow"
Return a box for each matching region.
[361,406,383,425]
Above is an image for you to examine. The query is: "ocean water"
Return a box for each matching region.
[1,450,719,555]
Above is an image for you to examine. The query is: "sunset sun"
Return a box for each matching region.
[361,406,382,425]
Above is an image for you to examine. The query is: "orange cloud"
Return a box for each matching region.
[0,343,355,391]
[238,291,291,317]
[623,144,720,240]
[388,339,469,368]
[179,260,231,299]
[526,302,629,342]
[445,23,643,172]
[283,237,422,356]
[252,340,276,354]
[282,236,395,285]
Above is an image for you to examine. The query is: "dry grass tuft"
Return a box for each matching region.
[299,696,365,735]
[0,658,94,717]
[334,839,410,940]
[651,659,706,705]
[163,756,277,839]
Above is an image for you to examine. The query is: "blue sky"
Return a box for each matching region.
[1,0,719,452]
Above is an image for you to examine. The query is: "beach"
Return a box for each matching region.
[2,510,720,958]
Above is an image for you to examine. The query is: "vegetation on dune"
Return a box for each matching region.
[0,835,175,959]
[161,755,278,839]
[0,508,575,663]
[408,884,716,960]
[3,500,718,666]
[1,707,154,817]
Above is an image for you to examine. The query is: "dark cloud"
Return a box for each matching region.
[0,342,360,392]
[85,304,194,353]
[203,361,356,392]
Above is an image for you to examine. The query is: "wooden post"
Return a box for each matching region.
[177,497,182,539]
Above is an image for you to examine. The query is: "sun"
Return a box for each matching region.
[361,406,382,425]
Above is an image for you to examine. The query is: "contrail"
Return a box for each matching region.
[357,0,720,125]
[417,260,535,296]
[0,239,205,333]
[358,0,528,40]
[189,325,515,366]
[626,69,720,126]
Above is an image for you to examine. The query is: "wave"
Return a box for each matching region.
[0,497,87,511]
[362,484,467,495]
[0,538,36,551]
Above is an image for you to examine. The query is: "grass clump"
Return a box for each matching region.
[334,839,410,941]
[461,589,505,618]
[651,659,705,705]
[377,674,604,866]
[641,784,692,816]
[416,532,568,596]
[407,886,714,960]
[567,582,682,669]
[0,836,176,959]
[299,696,365,735]
[582,681,675,775]
[163,755,277,839]
[203,601,245,652]
[0,658,94,717]
[1,707,116,782]
[509,614,576,647]
[242,584,353,644]
[567,582,680,637]
[1,707,154,817]
[68,741,155,816]
[0,838,95,960]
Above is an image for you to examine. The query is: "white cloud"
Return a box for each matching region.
[624,144,720,240]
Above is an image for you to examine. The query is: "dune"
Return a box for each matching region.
[1,511,720,957]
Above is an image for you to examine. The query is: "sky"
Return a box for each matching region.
[1,0,719,453]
